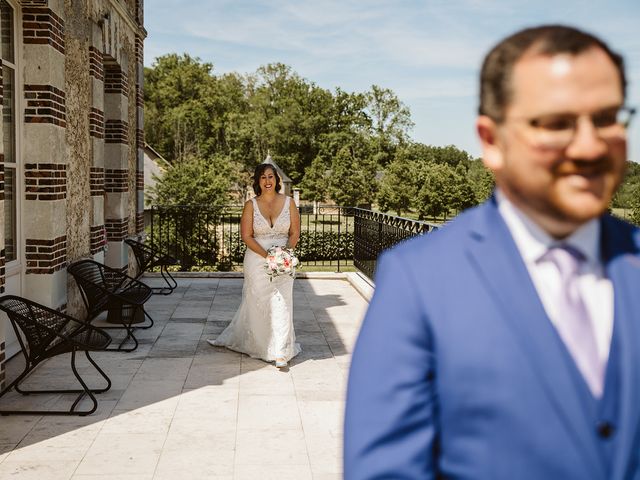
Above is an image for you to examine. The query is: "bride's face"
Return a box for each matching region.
[259,168,277,194]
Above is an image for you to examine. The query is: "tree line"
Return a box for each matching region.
[144,53,639,223]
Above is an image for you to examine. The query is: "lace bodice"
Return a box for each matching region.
[211,193,300,363]
[251,196,291,240]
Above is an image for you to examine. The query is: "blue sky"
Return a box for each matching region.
[144,0,640,162]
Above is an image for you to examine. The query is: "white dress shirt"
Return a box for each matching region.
[495,190,614,367]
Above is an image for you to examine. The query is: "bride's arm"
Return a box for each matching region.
[240,200,268,258]
[286,199,301,249]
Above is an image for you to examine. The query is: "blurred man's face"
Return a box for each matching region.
[478,46,628,238]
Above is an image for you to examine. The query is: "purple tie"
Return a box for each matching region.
[544,245,604,397]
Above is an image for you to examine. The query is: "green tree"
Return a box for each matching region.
[144,54,220,160]
[328,144,376,206]
[613,161,640,209]
[377,152,417,216]
[451,163,477,213]
[149,154,235,207]
[299,156,330,203]
[630,183,640,225]
[467,159,495,203]
[365,85,413,167]
[415,163,459,220]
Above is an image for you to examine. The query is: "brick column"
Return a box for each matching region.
[89,25,107,262]
[22,1,69,309]
[135,34,144,234]
[0,55,4,390]
[103,58,130,269]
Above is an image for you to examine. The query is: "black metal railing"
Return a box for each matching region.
[353,208,438,280]
[146,205,437,278]
[146,205,354,272]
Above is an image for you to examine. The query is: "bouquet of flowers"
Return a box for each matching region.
[264,245,299,281]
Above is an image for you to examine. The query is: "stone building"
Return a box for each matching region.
[0,0,146,388]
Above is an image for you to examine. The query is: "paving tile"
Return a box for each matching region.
[0,276,369,479]
[237,394,301,430]
[0,415,42,444]
[0,444,16,463]
[154,445,235,477]
[234,464,313,479]
[75,433,165,476]
[0,459,80,479]
[234,429,310,466]
[72,475,153,480]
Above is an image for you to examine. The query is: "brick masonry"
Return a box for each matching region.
[0,160,4,202]
[89,46,104,81]
[136,212,144,233]
[104,64,128,97]
[23,6,65,55]
[135,34,143,65]
[90,224,107,254]
[90,167,105,196]
[136,128,144,148]
[26,235,67,274]
[25,163,67,200]
[24,84,66,127]
[105,217,129,242]
[89,107,104,139]
[136,170,144,191]
[105,168,128,193]
[0,341,5,391]
[0,248,5,293]
[105,119,128,144]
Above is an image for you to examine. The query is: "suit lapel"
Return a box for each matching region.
[465,200,604,477]
[601,217,640,480]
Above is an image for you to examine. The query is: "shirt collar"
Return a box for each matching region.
[495,189,601,266]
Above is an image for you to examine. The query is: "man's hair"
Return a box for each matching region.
[479,25,626,122]
[252,163,282,195]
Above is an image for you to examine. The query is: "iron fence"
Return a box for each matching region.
[146,205,438,279]
[146,205,354,272]
[353,208,438,280]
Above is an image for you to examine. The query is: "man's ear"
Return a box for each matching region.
[476,115,504,173]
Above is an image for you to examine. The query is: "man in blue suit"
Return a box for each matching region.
[344,25,640,479]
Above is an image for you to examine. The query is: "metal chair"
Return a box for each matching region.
[67,259,153,352]
[125,237,179,295]
[0,295,111,416]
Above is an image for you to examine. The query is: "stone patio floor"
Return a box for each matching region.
[0,275,369,479]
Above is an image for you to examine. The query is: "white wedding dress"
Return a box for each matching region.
[211,196,301,362]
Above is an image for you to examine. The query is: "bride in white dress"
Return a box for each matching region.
[208,164,301,368]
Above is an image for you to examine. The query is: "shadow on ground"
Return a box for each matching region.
[0,275,368,479]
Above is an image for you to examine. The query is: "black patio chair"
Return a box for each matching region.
[0,295,112,416]
[67,259,153,352]
[125,237,178,295]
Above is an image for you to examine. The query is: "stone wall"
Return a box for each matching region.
[0,0,146,389]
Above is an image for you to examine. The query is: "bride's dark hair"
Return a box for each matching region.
[252,164,282,195]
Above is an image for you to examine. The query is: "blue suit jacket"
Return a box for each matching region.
[344,198,640,479]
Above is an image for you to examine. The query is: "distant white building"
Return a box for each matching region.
[143,143,171,205]
[262,153,292,196]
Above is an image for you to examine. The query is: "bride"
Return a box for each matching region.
[208,163,302,368]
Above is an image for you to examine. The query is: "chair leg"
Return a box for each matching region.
[135,309,154,330]
[101,322,139,352]
[151,265,178,295]
[69,349,99,416]
[84,351,112,393]
[0,350,107,416]
[0,361,37,407]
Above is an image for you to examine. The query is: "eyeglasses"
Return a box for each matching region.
[505,105,636,150]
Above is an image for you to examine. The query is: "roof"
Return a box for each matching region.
[263,154,292,183]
